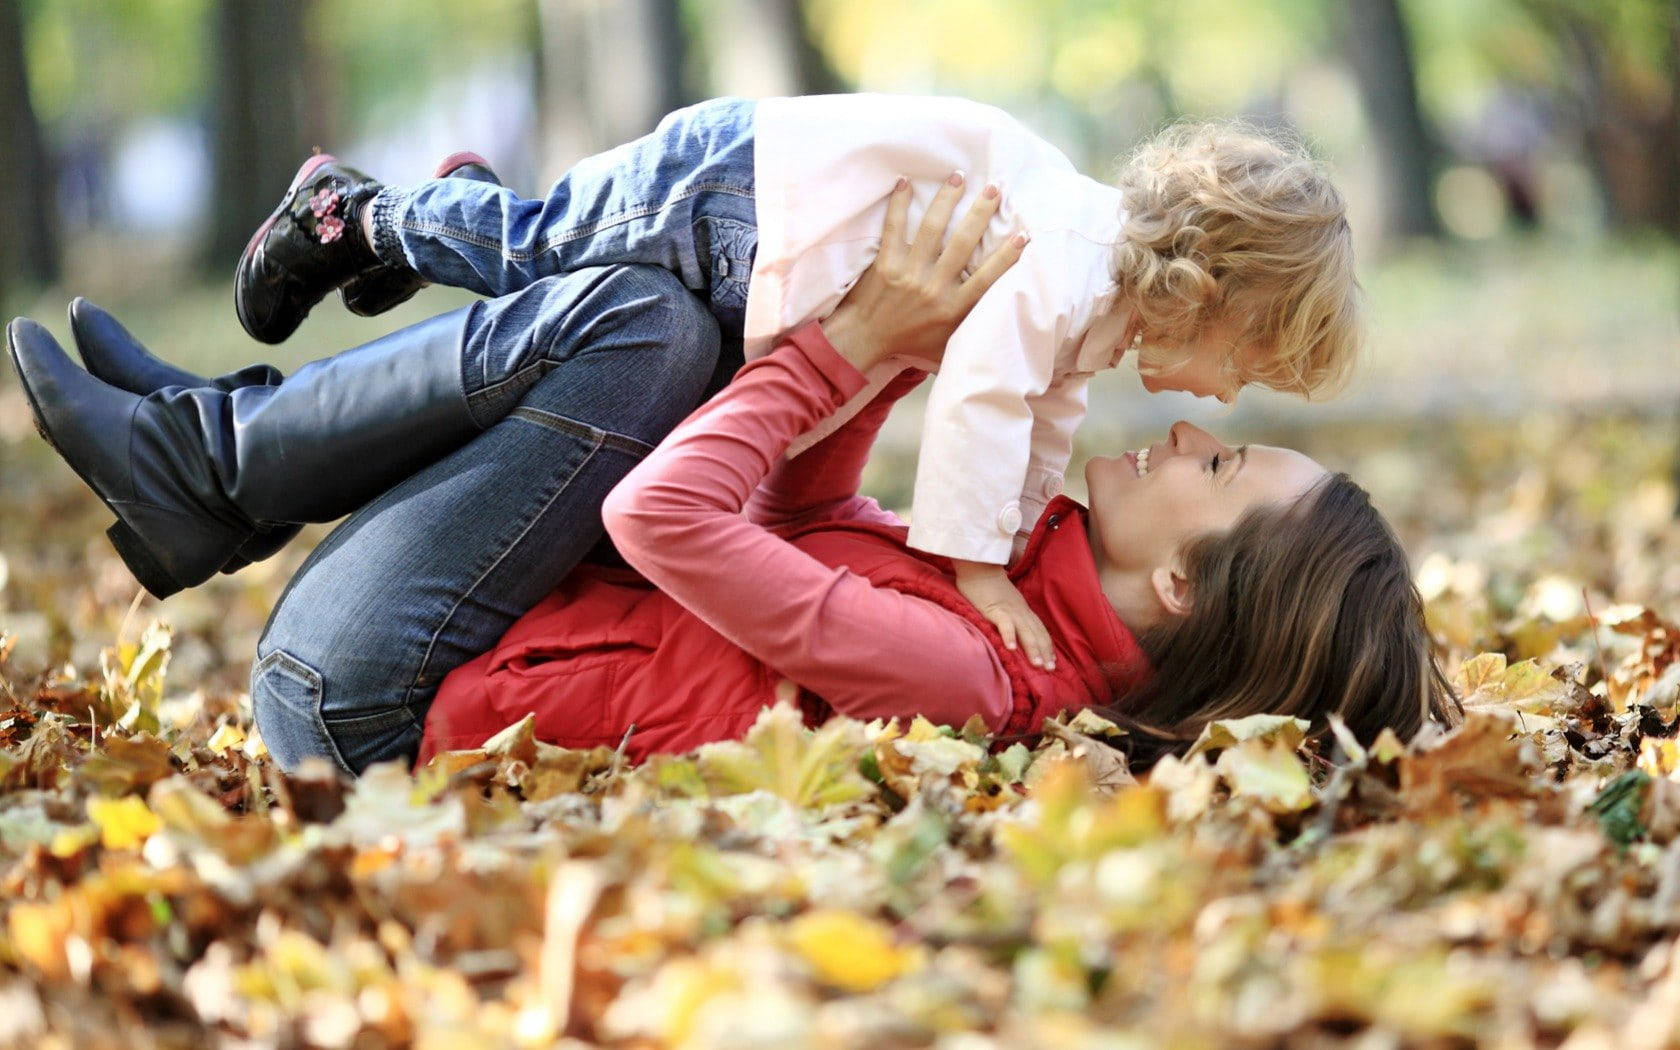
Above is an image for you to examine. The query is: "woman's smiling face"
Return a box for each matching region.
[1084,421,1328,586]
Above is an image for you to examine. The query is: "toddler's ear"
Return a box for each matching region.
[1148,563,1193,619]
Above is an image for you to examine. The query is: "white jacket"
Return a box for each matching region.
[744,94,1130,564]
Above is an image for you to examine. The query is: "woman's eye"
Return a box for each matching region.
[1210,453,1222,472]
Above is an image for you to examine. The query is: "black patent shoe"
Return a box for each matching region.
[235,154,383,345]
[340,151,502,317]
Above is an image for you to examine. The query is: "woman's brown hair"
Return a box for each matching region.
[1095,473,1460,765]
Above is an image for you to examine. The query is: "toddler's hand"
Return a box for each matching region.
[951,560,1056,671]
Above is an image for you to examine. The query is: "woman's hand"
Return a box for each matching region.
[821,173,1026,372]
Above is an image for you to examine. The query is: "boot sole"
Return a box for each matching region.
[6,324,186,599]
[434,150,493,177]
[234,152,338,346]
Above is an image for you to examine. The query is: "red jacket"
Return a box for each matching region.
[418,325,1148,764]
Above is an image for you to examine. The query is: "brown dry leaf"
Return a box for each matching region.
[1400,709,1546,816]
[523,745,618,801]
[77,732,174,796]
[6,716,77,790]
[1039,720,1134,794]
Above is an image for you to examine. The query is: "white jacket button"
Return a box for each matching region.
[1040,475,1064,500]
[996,502,1022,535]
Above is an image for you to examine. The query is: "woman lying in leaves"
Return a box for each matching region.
[7,182,1457,776]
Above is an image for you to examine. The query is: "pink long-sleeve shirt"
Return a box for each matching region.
[421,323,1144,762]
[601,322,1015,728]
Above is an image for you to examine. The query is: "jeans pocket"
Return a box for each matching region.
[698,216,757,312]
[252,648,340,774]
[253,648,420,777]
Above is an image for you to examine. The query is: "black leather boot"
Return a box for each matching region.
[68,298,300,574]
[9,306,481,599]
[73,296,284,394]
[340,151,502,317]
[235,154,383,345]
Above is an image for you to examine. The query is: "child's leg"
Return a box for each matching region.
[369,98,757,327]
[237,98,757,347]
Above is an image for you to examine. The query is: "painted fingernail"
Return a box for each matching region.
[983,183,999,199]
[948,170,966,186]
[1014,233,1030,248]
[895,176,908,190]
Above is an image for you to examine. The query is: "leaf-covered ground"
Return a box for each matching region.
[3,245,1680,1047]
[4,403,1680,1049]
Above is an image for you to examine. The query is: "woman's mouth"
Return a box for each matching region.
[1133,446,1151,477]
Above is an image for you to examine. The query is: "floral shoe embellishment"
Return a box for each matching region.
[308,188,340,217]
[307,187,346,243]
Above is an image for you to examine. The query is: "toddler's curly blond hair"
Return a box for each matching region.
[1112,121,1360,399]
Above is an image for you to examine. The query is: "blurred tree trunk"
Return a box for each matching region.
[0,0,61,290]
[1530,1,1679,235]
[769,0,846,94]
[1669,0,1679,513]
[1664,0,1680,238]
[1342,0,1442,239]
[203,0,315,274]
[702,0,848,97]
[531,0,690,172]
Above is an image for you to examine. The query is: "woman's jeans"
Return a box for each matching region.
[367,97,759,340]
[253,265,727,775]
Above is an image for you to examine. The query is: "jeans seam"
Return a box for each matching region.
[508,406,653,457]
[394,183,756,264]
[398,427,615,713]
[465,361,553,428]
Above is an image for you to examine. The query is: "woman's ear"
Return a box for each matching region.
[1148,563,1193,619]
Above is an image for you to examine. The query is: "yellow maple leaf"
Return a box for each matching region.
[785,909,920,992]
[87,794,162,850]
[205,722,246,754]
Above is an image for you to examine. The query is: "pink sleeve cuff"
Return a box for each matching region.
[783,321,871,403]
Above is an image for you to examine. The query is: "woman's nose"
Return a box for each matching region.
[1169,420,1204,449]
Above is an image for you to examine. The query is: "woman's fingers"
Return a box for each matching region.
[878,177,912,267]
[933,182,1001,283]
[909,172,967,266]
[959,232,1028,312]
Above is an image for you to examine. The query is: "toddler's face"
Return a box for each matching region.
[1136,318,1253,404]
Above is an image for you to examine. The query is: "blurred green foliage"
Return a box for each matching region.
[24,0,1674,139]
[23,0,529,129]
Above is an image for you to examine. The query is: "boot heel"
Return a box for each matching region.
[106,521,185,599]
